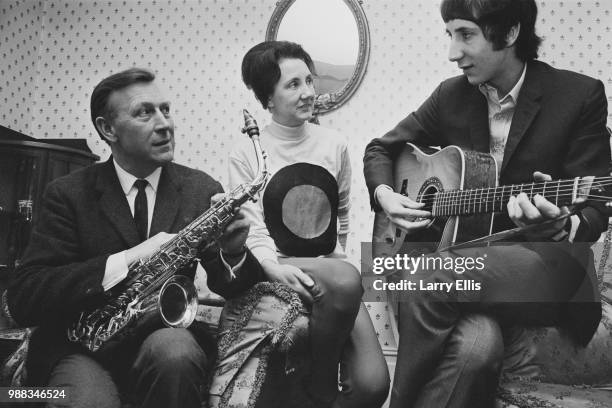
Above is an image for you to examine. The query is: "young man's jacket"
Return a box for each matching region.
[364,60,611,346]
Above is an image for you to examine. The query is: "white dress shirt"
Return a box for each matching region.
[113,159,161,238]
[101,161,162,290]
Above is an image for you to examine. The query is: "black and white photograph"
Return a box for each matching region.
[0,0,611,407]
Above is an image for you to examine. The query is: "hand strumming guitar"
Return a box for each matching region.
[376,186,432,234]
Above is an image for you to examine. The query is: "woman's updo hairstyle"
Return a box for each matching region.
[242,41,316,109]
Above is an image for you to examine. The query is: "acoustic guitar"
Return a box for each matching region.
[372,143,611,258]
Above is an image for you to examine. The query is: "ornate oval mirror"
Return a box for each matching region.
[266,0,370,115]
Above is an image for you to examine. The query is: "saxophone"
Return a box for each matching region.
[67,110,268,352]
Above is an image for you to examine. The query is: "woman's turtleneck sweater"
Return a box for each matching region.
[229,119,351,263]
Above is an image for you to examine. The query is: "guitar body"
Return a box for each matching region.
[372,143,498,258]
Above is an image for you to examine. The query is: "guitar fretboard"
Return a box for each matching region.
[430,178,591,217]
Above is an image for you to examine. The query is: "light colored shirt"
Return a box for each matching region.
[478,63,526,168]
[102,161,161,290]
[113,159,161,238]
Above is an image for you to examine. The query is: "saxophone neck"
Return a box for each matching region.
[242,109,269,196]
[251,135,269,190]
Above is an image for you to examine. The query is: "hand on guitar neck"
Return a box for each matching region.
[376,186,432,234]
[507,171,570,240]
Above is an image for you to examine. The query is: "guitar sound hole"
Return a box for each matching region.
[417,184,439,217]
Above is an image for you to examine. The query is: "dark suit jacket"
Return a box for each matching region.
[363,60,610,345]
[7,158,265,384]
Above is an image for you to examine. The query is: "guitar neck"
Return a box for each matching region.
[431,177,590,217]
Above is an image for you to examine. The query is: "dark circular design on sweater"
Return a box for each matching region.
[263,163,339,257]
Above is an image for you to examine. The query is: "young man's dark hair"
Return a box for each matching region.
[441,0,542,61]
[90,67,156,141]
[241,41,316,109]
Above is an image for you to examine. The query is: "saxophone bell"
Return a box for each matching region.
[159,275,199,327]
[135,275,199,329]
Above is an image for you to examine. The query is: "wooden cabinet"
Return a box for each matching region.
[0,135,99,276]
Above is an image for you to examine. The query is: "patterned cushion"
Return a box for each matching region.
[496,224,612,407]
[496,380,612,408]
[208,282,310,408]
[530,301,612,385]
[501,223,612,387]
[0,327,32,386]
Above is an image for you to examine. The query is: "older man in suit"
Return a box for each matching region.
[7,68,264,408]
[363,0,610,407]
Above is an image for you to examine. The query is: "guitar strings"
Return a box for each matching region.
[410,180,612,214]
[429,193,612,206]
[415,180,612,198]
[413,180,612,202]
[424,195,611,209]
[414,177,612,195]
[429,198,612,214]
[417,188,602,203]
[427,188,612,202]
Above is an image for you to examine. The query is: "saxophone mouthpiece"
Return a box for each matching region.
[242,109,260,138]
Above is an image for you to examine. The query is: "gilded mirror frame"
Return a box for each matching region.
[265,0,370,115]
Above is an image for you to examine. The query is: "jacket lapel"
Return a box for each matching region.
[95,158,141,248]
[150,163,182,236]
[501,62,543,172]
[468,88,491,153]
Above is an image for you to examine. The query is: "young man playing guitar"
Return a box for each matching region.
[363,0,610,407]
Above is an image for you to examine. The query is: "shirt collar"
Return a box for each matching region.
[268,118,308,141]
[478,63,527,105]
[113,159,162,195]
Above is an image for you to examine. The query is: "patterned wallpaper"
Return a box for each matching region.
[1,0,611,349]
